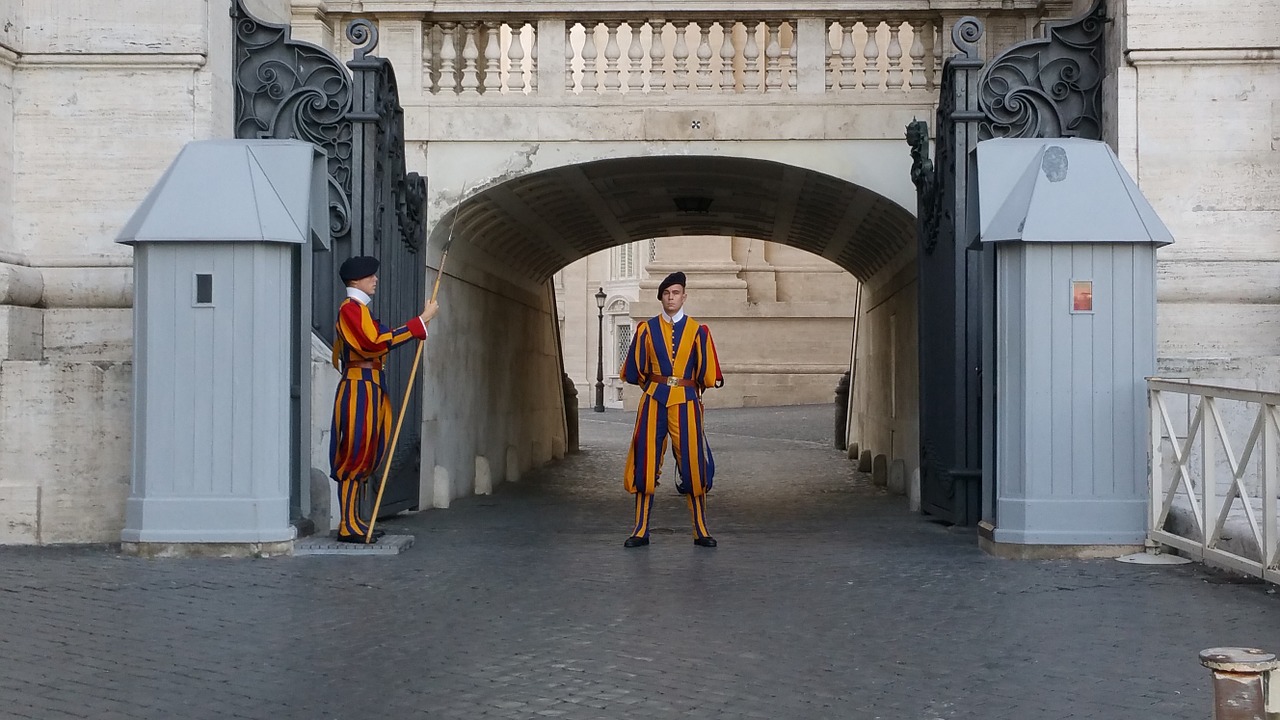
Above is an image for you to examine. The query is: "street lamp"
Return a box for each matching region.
[594,287,607,413]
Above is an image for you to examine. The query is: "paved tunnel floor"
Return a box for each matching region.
[2,404,1279,719]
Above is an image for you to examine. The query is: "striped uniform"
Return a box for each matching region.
[328,296,426,539]
[619,313,723,540]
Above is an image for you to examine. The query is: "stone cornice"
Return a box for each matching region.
[0,250,132,268]
[317,1,1049,14]
[290,0,332,23]
[0,44,17,68]
[1127,48,1280,66]
[14,53,207,69]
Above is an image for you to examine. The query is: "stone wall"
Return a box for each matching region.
[1118,0,1280,388]
[0,0,289,544]
[848,244,919,495]
[417,273,567,508]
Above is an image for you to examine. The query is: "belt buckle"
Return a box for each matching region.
[666,376,679,387]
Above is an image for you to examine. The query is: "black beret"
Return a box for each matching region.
[657,271,686,299]
[339,255,379,283]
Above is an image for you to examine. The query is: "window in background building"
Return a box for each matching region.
[613,242,637,280]
[615,320,633,367]
[648,238,657,265]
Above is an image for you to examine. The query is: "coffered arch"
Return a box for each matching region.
[428,155,916,287]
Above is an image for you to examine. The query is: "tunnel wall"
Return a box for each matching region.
[849,243,919,497]
[416,273,567,508]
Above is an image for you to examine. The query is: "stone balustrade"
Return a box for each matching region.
[417,17,944,97]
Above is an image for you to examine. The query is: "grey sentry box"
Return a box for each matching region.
[116,139,329,550]
[975,138,1173,547]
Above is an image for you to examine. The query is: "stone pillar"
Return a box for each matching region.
[640,235,746,305]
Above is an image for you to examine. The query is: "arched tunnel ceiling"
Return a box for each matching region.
[438,156,916,284]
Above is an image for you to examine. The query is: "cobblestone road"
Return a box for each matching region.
[2,405,1279,720]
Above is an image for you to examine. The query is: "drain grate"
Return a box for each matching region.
[294,534,415,556]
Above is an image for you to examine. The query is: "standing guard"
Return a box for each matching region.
[328,255,438,544]
[620,271,724,548]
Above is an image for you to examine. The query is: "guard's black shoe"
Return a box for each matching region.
[369,528,385,539]
[693,536,718,548]
[623,536,650,548]
[336,534,377,545]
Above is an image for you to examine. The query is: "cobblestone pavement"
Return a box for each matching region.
[2,405,1279,720]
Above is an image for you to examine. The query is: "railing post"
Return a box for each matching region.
[1265,404,1279,572]
[1204,397,1220,547]
[537,18,565,97]
[1150,385,1163,535]
[794,17,828,94]
[1199,648,1277,720]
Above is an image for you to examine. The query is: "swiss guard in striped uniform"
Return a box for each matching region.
[620,271,724,548]
[329,255,439,544]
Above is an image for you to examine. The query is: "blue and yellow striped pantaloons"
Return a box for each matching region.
[624,395,714,539]
[328,368,392,538]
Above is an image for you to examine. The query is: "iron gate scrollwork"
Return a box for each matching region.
[233,0,428,516]
[977,0,1107,140]
[231,1,353,252]
[907,1,1107,526]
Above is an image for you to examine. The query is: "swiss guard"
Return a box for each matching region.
[619,271,724,548]
[328,255,439,543]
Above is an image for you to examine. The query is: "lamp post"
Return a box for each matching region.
[594,287,607,413]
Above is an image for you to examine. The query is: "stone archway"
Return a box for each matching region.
[408,154,919,511]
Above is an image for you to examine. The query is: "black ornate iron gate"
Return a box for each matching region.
[232,1,428,518]
[907,1,1107,526]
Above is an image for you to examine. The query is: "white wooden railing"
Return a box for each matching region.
[415,17,945,97]
[1148,379,1280,584]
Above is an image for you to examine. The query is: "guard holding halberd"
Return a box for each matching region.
[328,255,439,544]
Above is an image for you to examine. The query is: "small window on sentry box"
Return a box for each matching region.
[1071,280,1093,314]
[193,273,214,307]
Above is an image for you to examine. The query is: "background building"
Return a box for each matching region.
[558,237,858,409]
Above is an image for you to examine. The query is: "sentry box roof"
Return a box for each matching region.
[117,139,329,250]
[976,137,1173,247]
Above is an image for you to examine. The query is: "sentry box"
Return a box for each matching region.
[116,140,329,553]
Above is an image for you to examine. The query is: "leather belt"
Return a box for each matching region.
[649,375,697,388]
[346,360,380,370]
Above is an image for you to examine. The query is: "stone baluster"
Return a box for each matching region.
[438,21,459,94]
[787,24,797,90]
[529,24,538,92]
[672,21,690,90]
[649,20,667,92]
[743,21,761,91]
[626,20,645,93]
[507,22,526,93]
[695,21,714,91]
[764,21,782,91]
[885,21,904,90]
[422,23,435,94]
[565,23,575,92]
[861,21,881,90]
[936,22,947,88]
[603,21,622,92]
[826,21,838,90]
[909,21,927,89]
[581,22,599,93]
[838,21,857,91]
[720,20,737,92]
[460,21,481,94]
[482,21,502,94]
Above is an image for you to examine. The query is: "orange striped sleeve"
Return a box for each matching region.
[337,300,426,359]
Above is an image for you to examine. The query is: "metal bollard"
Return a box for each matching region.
[1199,647,1278,720]
[562,373,580,454]
[833,371,850,451]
